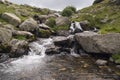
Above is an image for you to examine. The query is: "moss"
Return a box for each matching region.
[52,25,69,32]
[112,53,120,64]
[14,35,26,40]
[39,29,52,38]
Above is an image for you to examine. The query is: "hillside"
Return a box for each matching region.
[0,1,55,24]
[72,0,120,34]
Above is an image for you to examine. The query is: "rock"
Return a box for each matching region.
[9,39,28,57]
[93,0,104,4]
[33,15,48,23]
[56,30,70,36]
[109,0,120,5]
[13,31,33,38]
[38,23,50,30]
[55,17,70,26]
[38,29,52,38]
[0,0,7,4]
[0,28,12,52]
[1,12,21,26]
[19,18,39,32]
[52,36,69,47]
[116,65,120,69]
[3,24,14,32]
[0,28,12,49]
[45,45,60,55]
[75,31,120,54]
[96,59,108,66]
[80,20,90,31]
[0,53,9,63]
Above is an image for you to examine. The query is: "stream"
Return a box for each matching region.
[0,38,119,80]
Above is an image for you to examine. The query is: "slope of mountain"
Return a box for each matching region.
[72,0,120,33]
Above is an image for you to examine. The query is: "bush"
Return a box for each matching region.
[62,6,76,17]
[46,18,56,28]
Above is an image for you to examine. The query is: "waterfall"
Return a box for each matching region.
[69,21,83,33]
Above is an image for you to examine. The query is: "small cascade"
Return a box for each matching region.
[2,38,53,73]
[69,21,83,33]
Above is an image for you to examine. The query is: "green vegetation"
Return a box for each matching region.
[46,18,56,28]
[0,2,48,23]
[14,35,26,40]
[62,6,76,17]
[112,53,120,64]
[71,0,120,33]
[39,29,52,38]
[52,25,69,31]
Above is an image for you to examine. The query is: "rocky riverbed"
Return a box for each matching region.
[0,38,120,80]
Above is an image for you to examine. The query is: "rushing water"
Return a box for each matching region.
[0,38,119,80]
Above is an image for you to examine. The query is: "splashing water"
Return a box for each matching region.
[3,38,53,73]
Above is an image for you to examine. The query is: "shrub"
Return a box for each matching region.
[62,6,76,17]
[46,18,56,28]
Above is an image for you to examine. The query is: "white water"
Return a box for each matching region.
[70,21,83,33]
[3,38,53,73]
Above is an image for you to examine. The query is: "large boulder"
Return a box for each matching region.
[1,12,21,26]
[9,39,28,57]
[55,17,70,26]
[19,18,38,32]
[75,31,120,54]
[0,28,12,52]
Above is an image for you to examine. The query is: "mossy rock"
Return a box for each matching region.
[38,29,52,38]
[112,54,120,64]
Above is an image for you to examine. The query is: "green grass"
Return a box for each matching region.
[71,0,120,34]
[52,25,69,31]
[14,35,26,40]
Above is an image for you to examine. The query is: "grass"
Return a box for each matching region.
[71,0,120,34]
[14,35,26,40]
[52,25,69,32]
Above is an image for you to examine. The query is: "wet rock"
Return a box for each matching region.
[0,53,9,63]
[19,18,39,32]
[96,59,108,66]
[75,31,120,54]
[55,17,70,26]
[46,45,60,55]
[9,39,28,57]
[1,12,21,26]
[52,36,69,47]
